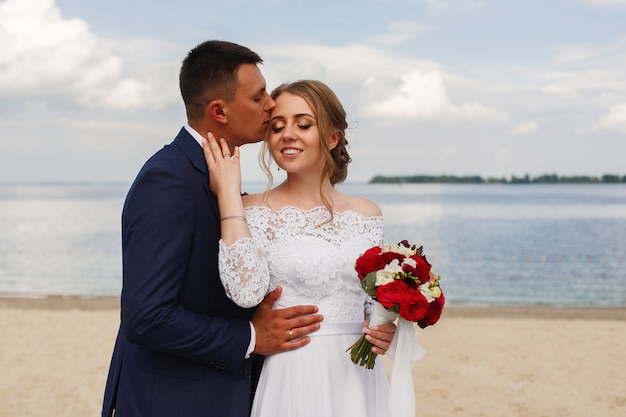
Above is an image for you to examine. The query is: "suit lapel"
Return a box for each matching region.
[172,128,220,223]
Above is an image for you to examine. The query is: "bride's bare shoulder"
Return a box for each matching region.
[342,195,382,217]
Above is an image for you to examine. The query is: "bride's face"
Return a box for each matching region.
[268,93,326,175]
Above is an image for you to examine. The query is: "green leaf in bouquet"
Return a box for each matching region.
[360,272,378,297]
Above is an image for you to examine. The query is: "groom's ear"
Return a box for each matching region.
[207,99,228,124]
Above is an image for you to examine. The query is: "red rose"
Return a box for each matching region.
[375,280,410,308]
[361,246,381,258]
[418,293,445,328]
[355,247,385,280]
[406,252,431,283]
[398,290,429,321]
[380,251,405,265]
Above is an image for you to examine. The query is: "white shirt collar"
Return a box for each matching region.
[184,124,204,148]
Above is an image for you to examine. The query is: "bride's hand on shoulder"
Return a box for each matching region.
[202,132,241,196]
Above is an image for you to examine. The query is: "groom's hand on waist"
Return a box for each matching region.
[251,286,323,356]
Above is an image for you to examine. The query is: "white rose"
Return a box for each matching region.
[375,259,402,286]
[402,258,417,268]
[375,270,394,286]
[385,259,403,273]
[391,245,415,257]
[418,282,435,303]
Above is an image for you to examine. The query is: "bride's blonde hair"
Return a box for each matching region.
[260,80,352,220]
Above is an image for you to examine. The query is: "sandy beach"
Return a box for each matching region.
[1,296,625,417]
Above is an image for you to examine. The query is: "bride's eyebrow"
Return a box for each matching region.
[270,113,315,122]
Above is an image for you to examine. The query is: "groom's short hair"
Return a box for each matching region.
[180,40,263,122]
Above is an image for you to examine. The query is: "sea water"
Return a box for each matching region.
[0,182,624,306]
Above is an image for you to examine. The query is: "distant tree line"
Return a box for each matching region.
[369,174,626,184]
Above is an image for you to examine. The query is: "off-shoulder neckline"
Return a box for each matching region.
[244,205,383,220]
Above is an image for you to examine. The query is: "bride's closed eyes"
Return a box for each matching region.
[270,116,315,133]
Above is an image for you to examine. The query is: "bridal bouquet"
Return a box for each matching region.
[348,240,445,369]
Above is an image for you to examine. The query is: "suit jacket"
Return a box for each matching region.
[102,128,256,417]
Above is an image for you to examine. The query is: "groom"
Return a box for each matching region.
[102,40,395,417]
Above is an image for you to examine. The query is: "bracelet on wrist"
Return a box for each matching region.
[220,215,247,223]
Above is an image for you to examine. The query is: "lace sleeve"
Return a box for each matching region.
[218,237,270,308]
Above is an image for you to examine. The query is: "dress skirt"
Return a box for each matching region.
[251,322,390,417]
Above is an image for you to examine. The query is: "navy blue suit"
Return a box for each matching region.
[102,128,256,417]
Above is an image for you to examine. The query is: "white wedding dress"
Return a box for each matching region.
[219,206,390,417]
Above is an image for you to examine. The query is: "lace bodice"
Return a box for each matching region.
[218,206,384,323]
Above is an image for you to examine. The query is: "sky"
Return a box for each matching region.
[1,0,626,184]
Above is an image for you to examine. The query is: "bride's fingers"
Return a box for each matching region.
[202,133,218,165]
[218,136,231,157]
[202,133,215,165]
[201,140,213,168]
[207,132,225,159]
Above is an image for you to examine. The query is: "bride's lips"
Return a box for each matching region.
[281,147,303,156]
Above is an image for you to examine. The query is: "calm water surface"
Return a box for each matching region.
[0,183,624,306]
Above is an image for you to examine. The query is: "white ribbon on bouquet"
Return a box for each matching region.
[369,302,426,417]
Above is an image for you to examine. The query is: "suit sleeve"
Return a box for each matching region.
[120,162,250,372]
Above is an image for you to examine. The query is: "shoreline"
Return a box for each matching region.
[1,294,625,320]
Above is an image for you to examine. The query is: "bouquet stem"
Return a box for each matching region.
[348,302,398,369]
[347,335,377,369]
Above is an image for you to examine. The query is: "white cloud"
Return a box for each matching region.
[541,68,626,97]
[542,37,626,97]
[511,121,538,134]
[367,20,435,45]
[260,42,438,84]
[365,70,450,119]
[0,0,178,110]
[260,42,505,124]
[551,44,599,65]
[0,0,107,92]
[362,69,506,122]
[596,102,626,134]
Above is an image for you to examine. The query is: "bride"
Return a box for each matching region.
[203,79,393,417]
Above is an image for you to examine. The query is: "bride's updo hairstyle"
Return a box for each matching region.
[261,80,352,218]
